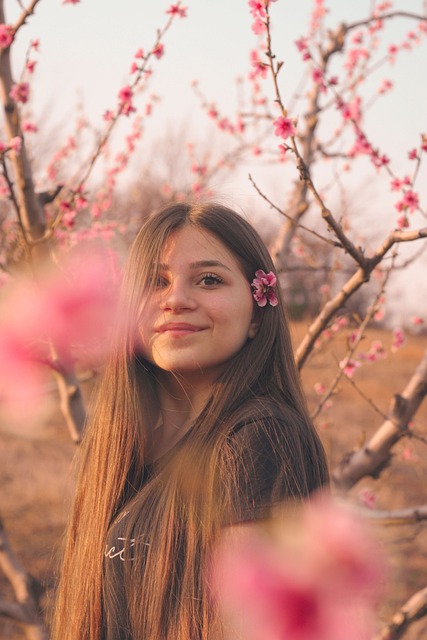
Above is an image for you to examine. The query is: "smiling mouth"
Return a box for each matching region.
[156,323,203,335]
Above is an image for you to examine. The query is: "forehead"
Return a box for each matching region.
[160,225,241,270]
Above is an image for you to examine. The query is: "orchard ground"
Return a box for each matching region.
[0,322,426,639]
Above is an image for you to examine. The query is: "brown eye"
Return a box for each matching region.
[199,273,223,286]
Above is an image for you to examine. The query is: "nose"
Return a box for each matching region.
[159,278,197,312]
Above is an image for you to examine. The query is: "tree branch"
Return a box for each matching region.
[374,586,427,640]
[332,348,427,490]
[0,517,49,640]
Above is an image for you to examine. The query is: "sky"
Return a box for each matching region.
[4,0,427,323]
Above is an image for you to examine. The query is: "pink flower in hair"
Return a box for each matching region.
[251,269,278,307]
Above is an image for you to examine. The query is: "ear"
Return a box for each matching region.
[248,309,261,339]
[248,323,259,339]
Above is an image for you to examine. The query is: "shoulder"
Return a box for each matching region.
[224,400,328,517]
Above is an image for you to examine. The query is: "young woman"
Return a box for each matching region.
[52,201,329,640]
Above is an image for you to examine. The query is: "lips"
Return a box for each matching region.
[156,322,203,335]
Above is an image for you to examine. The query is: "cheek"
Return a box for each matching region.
[136,302,156,350]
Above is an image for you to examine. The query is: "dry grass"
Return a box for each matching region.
[0,322,426,639]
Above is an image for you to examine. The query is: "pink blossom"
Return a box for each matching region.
[411,316,424,326]
[0,324,49,423]
[31,38,39,50]
[371,152,390,169]
[340,97,361,123]
[359,488,376,510]
[249,50,268,80]
[190,163,207,176]
[391,328,405,352]
[9,82,30,104]
[166,4,187,18]
[314,382,326,395]
[103,110,114,122]
[400,446,417,462]
[377,79,392,94]
[396,214,409,229]
[376,1,393,12]
[352,31,364,44]
[273,116,296,140]
[9,137,22,154]
[152,42,165,59]
[344,47,369,72]
[251,16,266,35]
[248,0,267,18]
[295,37,308,52]
[390,177,402,191]
[118,85,135,116]
[339,357,361,378]
[312,68,326,91]
[408,148,418,160]
[251,269,278,307]
[63,0,80,4]
[212,496,385,640]
[402,190,419,212]
[359,340,386,363]
[0,23,14,49]
[0,248,120,408]
[26,60,37,74]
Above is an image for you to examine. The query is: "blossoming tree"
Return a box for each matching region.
[0,0,427,638]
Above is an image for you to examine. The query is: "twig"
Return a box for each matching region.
[0,517,49,640]
[373,585,427,640]
[248,174,341,248]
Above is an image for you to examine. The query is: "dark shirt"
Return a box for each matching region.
[102,414,323,639]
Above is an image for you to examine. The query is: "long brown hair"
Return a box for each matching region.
[52,202,328,640]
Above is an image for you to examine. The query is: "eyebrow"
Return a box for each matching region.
[157,260,232,271]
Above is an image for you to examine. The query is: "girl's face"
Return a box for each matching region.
[137,225,259,383]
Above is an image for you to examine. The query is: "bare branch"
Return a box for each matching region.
[373,586,427,640]
[346,11,427,35]
[248,174,341,249]
[333,348,427,490]
[13,0,42,34]
[0,517,49,640]
[364,505,427,526]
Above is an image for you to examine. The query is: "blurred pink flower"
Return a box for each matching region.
[0,247,120,419]
[9,137,22,154]
[391,327,405,352]
[212,496,385,640]
[22,121,38,133]
[0,23,14,48]
[339,357,361,378]
[9,82,30,104]
[152,42,165,59]
[118,85,135,116]
[359,488,377,510]
[166,4,187,18]
[313,382,326,395]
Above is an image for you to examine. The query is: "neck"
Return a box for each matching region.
[149,371,212,459]
[155,371,212,428]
